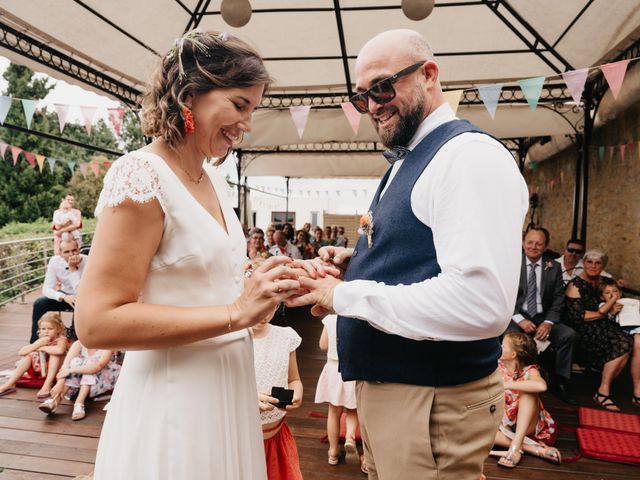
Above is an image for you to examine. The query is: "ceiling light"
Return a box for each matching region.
[401,0,435,21]
[221,0,252,28]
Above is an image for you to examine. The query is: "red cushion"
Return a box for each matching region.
[577,428,640,466]
[579,407,640,434]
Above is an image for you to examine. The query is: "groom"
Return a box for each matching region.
[290,30,529,479]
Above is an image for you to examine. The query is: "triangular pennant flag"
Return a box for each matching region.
[443,90,463,115]
[79,162,89,177]
[340,102,361,134]
[620,144,627,161]
[35,154,45,172]
[598,146,605,161]
[46,157,57,172]
[629,142,636,156]
[23,151,36,168]
[103,160,112,171]
[0,96,11,125]
[80,106,98,135]
[67,160,76,173]
[289,105,311,139]
[562,68,588,105]
[107,107,125,137]
[54,104,71,133]
[21,99,38,129]
[601,60,629,100]
[608,146,615,161]
[90,161,100,177]
[10,146,22,165]
[518,76,545,111]
[477,84,503,119]
[0,140,8,159]
[560,171,565,184]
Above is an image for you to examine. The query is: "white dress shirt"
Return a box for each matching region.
[42,254,88,301]
[269,241,303,259]
[333,103,529,341]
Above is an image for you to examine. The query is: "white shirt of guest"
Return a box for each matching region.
[333,103,530,342]
[269,241,303,259]
[42,254,88,301]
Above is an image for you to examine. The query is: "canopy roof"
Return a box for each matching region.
[0,1,639,177]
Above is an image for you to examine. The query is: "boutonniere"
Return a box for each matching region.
[544,260,554,271]
[358,211,374,248]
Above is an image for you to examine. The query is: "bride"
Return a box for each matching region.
[76,31,300,479]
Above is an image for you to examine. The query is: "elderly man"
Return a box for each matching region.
[289,30,528,479]
[509,227,577,404]
[268,230,303,259]
[30,239,87,342]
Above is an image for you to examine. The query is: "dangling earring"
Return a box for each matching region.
[182,106,195,134]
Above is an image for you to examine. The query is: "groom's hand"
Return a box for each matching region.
[317,246,352,279]
[285,274,341,315]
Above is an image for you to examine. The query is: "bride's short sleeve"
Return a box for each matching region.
[95,154,167,216]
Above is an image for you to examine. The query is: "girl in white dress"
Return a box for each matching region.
[76,30,303,480]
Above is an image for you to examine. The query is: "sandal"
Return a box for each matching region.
[38,397,58,414]
[594,391,620,412]
[328,448,343,465]
[72,403,86,421]
[632,395,640,407]
[497,447,523,468]
[36,389,51,399]
[0,387,16,397]
[532,444,562,465]
[360,455,368,475]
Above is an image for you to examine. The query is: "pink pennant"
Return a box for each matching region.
[54,104,70,133]
[80,106,98,135]
[601,60,629,99]
[620,144,627,162]
[103,160,112,171]
[10,146,22,165]
[629,142,635,154]
[79,162,89,177]
[340,102,361,135]
[90,161,100,177]
[0,140,7,159]
[107,107,125,137]
[562,69,588,105]
[23,151,36,168]
[289,106,311,139]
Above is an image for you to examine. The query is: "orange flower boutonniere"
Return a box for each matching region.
[544,260,554,271]
[358,211,374,248]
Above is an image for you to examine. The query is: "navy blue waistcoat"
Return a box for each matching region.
[337,119,502,387]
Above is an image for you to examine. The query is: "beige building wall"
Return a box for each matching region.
[524,102,640,288]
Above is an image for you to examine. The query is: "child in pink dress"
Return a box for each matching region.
[491,332,561,468]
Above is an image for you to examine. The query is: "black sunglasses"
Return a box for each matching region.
[349,61,426,114]
[566,247,584,254]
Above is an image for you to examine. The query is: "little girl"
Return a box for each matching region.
[53,198,81,254]
[251,316,304,480]
[0,312,67,399]
[314,315,366,473]
[38,340,120,421]
[492,332,561,468]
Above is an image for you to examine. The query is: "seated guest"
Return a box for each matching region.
[247,228,271,262]
[324,225,335,246]
[265,226,276,249]
[565,249,633,411]
[269,230,302,259]
[282,222,295,242]
[294,230,314,260]
[30,239,87,343]
[302,222,311,233]
[334,226,348,248]
[508,227,577,404]
[311,228,328,254]
[556,238,616,285]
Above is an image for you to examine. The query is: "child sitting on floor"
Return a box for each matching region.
[0,312,67,399]
[38,340,120,421]
[491,332,561,468]
[251,315,304,480]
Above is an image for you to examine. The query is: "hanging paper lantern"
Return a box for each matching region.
[401,0,435,21]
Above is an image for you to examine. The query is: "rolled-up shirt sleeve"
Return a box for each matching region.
[42,258,63,301]
[334,135,529,341]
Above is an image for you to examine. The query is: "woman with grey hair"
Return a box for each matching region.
[565,249,632,412]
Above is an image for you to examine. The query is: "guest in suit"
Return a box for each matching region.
[507,227,577,405]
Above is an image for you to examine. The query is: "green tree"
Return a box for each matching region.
[67,155,109,217]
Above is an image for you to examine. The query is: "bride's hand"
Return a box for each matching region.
[230,256,301,330]
[258,392,278,412]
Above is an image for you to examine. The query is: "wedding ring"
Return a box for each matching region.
[275,285,281,294]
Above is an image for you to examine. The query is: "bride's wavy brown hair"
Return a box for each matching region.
[140,31,270,155]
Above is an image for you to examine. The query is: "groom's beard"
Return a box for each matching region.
[379,89,426,148]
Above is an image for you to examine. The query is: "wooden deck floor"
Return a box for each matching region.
[0,292,638,479]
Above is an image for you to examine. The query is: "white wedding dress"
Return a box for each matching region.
[92,151,266,479]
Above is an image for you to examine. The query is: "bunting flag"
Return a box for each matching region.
[601,60,630,99]
[10,146,22,165]
[90,161,100,177]
[46,157,56,172]
[21,99,38,129]
[35,154,45,172]
[598,146,605,161]
[80,106,98,135]
[107,107,125,137]
[0,140,8,159]
[23,151,36,168]
[79,162,89,177]
[477,84,503,119]
[443,90,463,114]
[0,96,11,125]
[103,160,112,171]
[289,106,311,139]
[619,144,627,161]
[54,104,71,133]
[608,146,615,161]
[629,142,636,156]
[340,102,361,134]
[67,160,76,173]
[562,68,588,104]
[518,76,545,111]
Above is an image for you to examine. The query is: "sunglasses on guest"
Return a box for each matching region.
[566,247,584,254]
[349,61,426,114]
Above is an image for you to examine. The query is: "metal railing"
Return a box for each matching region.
[0,233,94,307]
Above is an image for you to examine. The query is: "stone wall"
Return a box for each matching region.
[524,102,640,288]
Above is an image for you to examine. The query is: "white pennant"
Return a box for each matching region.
[54,104,71,133]
[289,106,311,139]
[80,106,98,135]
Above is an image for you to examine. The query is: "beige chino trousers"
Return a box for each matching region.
[356,369,503,480]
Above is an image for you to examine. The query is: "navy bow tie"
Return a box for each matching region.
[382,146,410,164]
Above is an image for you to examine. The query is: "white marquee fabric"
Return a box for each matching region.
[0,1,638,177]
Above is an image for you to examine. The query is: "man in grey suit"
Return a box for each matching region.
[507,227,577,404]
